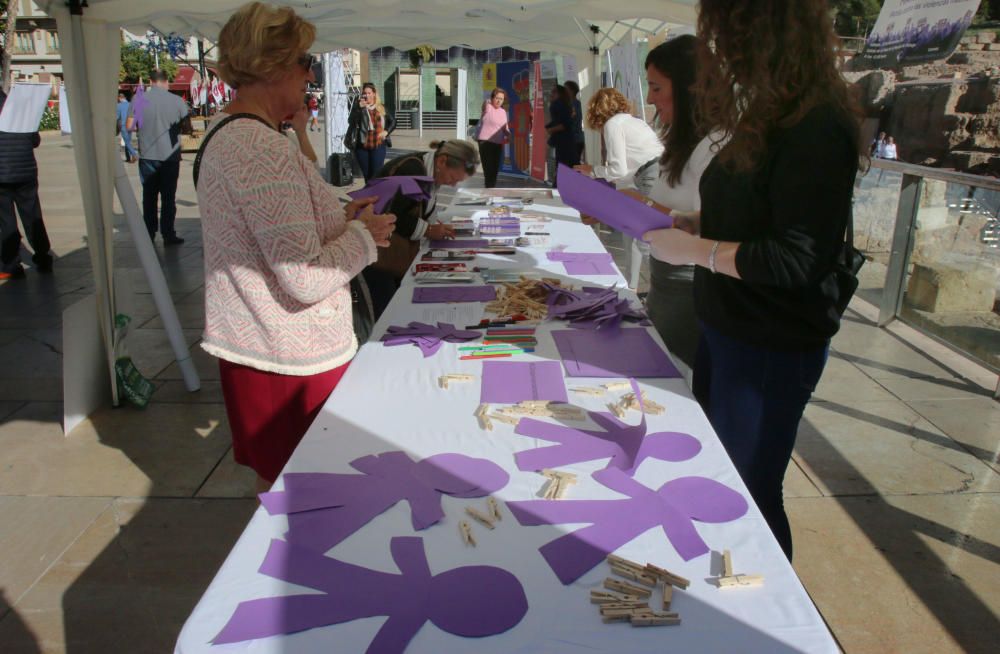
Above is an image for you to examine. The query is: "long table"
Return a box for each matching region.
[175,193,838,653]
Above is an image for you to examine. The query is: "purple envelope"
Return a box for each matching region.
[556,164,673,240]
[412,286,497,304]
[347,176,435,215]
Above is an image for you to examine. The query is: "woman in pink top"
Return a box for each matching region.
[197,2,395,489]
[476,87,510,188]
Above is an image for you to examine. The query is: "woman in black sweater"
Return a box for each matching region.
[642,0,863,559]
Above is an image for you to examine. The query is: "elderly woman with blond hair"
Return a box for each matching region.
[195,1,396,489]
[575,87,663,289]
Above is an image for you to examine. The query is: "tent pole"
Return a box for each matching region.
[112,157,200,392]
[66,0,119,406]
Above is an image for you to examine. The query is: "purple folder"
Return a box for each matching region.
[412,285,497,304]
[556,164,673,240]
[552,328,681,378]
[480,361,569,404]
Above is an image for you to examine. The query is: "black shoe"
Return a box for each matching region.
[163,235,185,247]
[33,253,54,274]
[0,265,26,280]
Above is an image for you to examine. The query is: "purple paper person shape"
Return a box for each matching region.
[260,451,509,553]
[513,413,701,476]
[213,536,529,651]
[507,467,748,584]
[348,176,435,214]
[380,321,481,357]
[130,82,148,129]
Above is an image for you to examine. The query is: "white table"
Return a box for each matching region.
[176,194,838,654]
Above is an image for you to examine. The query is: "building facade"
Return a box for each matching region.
[9,0,62,88]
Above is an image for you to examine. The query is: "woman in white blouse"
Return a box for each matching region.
[635,35,723,369]
[575,87,663,289]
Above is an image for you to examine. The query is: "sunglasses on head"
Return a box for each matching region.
[297,54,318,72]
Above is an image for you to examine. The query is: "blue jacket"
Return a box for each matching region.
[0,91,41,184]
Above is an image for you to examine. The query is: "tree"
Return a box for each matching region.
[830,0,884,37]
[120,41,178,84]
[1,0,17,93]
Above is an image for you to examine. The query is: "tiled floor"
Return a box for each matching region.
[0,127,997,653]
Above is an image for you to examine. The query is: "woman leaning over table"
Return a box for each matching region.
[642,0,863,558]
[574,86,663,290]
[197,2,396,490]
[361,139,480,319]
[476,87,510,189]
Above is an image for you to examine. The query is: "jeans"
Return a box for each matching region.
[478,140,503,188]
[121,126,137,161]
[138,158,180,239]
[692,323,829,559]
[0,179,51,271]
[354,144,387,183]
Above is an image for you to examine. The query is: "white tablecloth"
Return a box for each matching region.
[176,194,837,654]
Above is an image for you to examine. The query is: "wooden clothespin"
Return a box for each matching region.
[604,578,652,598]
[487,497,502,521]
[716,549,765,589]
[489,412,520,426]
[438,373,475,389]
[459,520,476,547]
[465,506,496,530]
[603,381,632,392]
[475,403,493,431]
[571,386,605,396]
[662,584,673,610]
[643,563,691,590]
[631,612,681,627]
[607,401,626,419]
[540,469,577,500]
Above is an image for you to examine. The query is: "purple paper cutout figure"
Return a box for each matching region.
[514,415,701,476]
[130,83,148,129]
[380,321,481,357]
[507,467,748,584]
[347,176,435,215]
[544,282,647,331]
[213,536,529,650]
[259,451,509,552]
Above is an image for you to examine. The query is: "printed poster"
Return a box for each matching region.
[497,61,532,176]
[860,0,981,67]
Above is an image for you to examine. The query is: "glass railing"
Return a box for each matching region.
[853,159,1000,395]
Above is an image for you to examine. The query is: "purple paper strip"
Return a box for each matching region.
[546,251,614,263]
[552,328,681,378]
[213,536,528,649]
[563,260,618,275]
[412,286,497,304]
[507,467,748,584]
[480,361,568,404]
[130,84,148,129]
[428,239,491,249]
[556,164,673,240]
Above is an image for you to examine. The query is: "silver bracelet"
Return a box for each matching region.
[708,240,721,274]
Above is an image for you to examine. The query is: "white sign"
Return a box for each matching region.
[0,83,52,133]
[59,86,72,134]
[562,55,578,84]
[608,42,644,119]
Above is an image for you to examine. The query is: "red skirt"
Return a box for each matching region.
[218,359,349,482]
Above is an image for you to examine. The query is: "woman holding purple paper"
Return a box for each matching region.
[641,0,864,558]
[196,2,396,489]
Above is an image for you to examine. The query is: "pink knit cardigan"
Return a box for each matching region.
[196,118,377,375]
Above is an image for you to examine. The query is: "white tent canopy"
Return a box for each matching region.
[40,0,697,405]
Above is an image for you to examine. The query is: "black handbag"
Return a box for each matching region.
[831,213,865,316]
[349,274,376,344]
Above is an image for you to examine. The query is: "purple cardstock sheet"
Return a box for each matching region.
[480,361,569,405]
[259,451,509,553]
[507,467,749,584]
[551,328,681,378]
[545,251,614,263]
[562,260,619,275]
[544,284,647,330]
[213,536,528,650]
[428,238,491,249]
[381,322,481,357]
[347,176,435,215]
[556,164,674,240]
[412,285,497,304]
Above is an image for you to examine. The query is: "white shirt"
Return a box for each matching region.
[646,131,725,263]
[593,113,664,185]
[883,143,897,160]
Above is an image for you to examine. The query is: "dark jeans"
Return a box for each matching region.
[478,140,503,188]
[0,179,51,271]
[552,142,580,187]
[121,128,137,161]
[692,323,829,559]
[138,158,180,239]
[354,144,387,183]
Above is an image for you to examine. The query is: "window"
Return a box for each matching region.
[46,31,60,53]
[15,32,36,55]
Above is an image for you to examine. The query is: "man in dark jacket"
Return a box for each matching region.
[0,89,53,280]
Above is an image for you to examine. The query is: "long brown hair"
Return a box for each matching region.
[645,35,702,187]
[695,0,863,172]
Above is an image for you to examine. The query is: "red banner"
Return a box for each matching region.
[529,60,548,182]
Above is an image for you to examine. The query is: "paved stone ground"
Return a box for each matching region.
[0,123,997,653]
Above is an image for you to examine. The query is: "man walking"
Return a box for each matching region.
[0,89,53,280]
[127,71,189,246]
[117,91,137,163]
